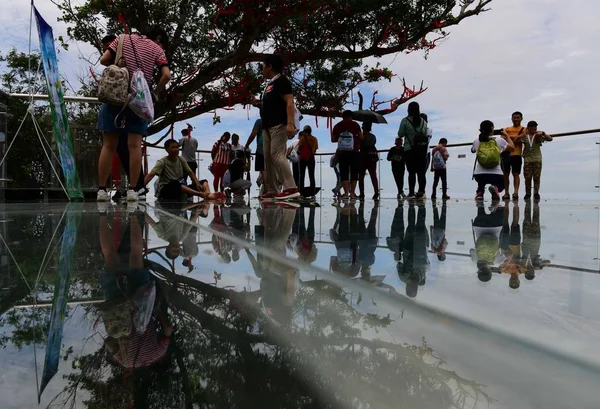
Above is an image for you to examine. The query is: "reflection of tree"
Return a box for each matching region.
[51,259,493,409]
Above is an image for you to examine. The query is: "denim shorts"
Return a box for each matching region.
[97,103,149,136]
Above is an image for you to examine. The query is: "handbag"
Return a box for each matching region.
[97,35,129,107]
[126,35,154,122]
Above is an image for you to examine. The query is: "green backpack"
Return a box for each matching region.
[475,233,499,264]
[477,139,501,168]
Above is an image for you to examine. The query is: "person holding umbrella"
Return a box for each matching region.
[397,102,429,200]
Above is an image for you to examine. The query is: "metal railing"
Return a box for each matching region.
[146,128,600,197]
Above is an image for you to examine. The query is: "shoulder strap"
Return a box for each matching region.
[115,35,125,67]
[127,34,142,70]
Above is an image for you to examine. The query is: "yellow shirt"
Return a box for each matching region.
[504,126,525,156]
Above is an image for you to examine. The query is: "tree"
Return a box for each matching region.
[50,260,494,409]
[54,0,492,135]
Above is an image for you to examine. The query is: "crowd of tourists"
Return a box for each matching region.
[93,28,553,204]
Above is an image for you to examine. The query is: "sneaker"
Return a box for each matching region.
[502,193,510,201]
[475,192,484,201]
[512,194,519,201]
[126,189,139,202]
[415,192,426,200]
[97,202,109,214]
[126,202,139,213]
[372,193,380,201]
[260,192,276,200]
[406,193,416,200]
[276,188,300,200]
[534,193,541,202]
[137,188,148,201]
[97,189,110,202]
[524,194,531,200]
[443,195,451,201]
[488,185,500,201]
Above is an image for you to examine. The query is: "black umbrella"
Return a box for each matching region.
[351,110,388,124]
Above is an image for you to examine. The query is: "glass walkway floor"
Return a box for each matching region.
[0,199,599,408]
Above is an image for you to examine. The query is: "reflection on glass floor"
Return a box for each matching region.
[0,200,599,409]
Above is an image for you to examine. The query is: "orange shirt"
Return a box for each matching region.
[504,126,525,156]
[299,134,319,153]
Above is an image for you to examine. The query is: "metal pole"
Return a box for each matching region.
[8,93,102,104]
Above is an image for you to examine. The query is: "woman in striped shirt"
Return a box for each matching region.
[211,132,232,192]
[97,26,171,203]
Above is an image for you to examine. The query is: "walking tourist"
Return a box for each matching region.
[297,125,318,193]
[211,132,231,192]
[387,137,406,198]
[244,118,265,195]
[332,110,363,199]
[358,121,379,200]
[502,111,525,201]
[260,54,300,200]
[521,121,552,201]
[397,102,429,200]
[430,138,450,201]
[97,26,171,202]
[178,127,198,183]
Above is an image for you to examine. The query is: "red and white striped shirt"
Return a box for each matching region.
[109,34,168,85]
[212,141,231,165]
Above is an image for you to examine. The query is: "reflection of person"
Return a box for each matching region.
[521,201,548,279]
[98,210,173,369]
[499,204,524,288]
[145,203,201,260]
[430,204,448,261]
[210,205,233,263]
[398,204,429,298]
[470,204,504,283]
[259,205,298,326]
[329,202,362,277]
[386,203,405,263]
[357,202,379,278]
[288,206,318,263]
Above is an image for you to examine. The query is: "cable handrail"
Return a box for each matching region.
[147,128,600,154]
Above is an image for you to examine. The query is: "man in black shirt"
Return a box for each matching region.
[259,54,300,200]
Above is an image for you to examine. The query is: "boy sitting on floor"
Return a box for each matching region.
[145,139,224,201]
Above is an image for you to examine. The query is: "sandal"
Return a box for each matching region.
[502,194,510,201]
[512,194,519,201]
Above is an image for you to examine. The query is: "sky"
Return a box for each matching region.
[1,0,600,198]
